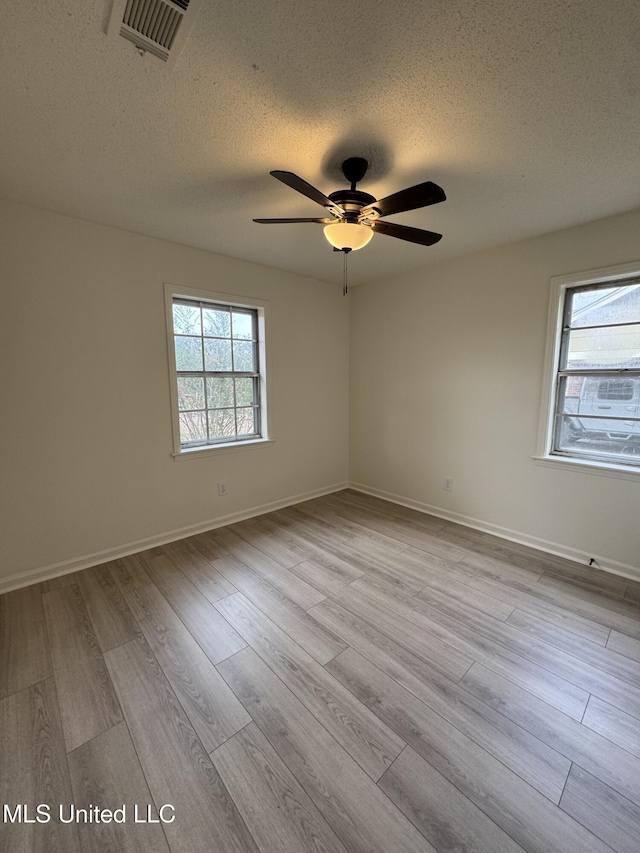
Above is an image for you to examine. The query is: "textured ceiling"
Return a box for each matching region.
[0,0,639,285]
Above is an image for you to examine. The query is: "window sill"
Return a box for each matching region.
[173,438,275,461]
[532,454,640,482]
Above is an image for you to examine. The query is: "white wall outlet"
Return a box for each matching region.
[443,477,454,492]
[217,482,227,496]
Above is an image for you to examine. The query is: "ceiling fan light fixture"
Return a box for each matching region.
[255,161,445,251]
[323,221,373,251]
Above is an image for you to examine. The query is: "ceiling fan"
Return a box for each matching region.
[254,157,446,253]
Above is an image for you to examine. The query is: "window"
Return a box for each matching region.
[541,265,640,472]
[166,288,269,455]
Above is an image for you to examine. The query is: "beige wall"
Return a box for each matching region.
[2,197,639,589]
[0,199,349,589]
[349,208,640,577]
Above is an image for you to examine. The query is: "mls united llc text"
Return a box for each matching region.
[3,804,175,824]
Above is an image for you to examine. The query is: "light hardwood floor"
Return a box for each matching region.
[2,489,640,853]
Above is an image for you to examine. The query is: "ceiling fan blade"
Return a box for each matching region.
[370,219,442,246]
[270,171,344,213]
[253,217,336,224]
[364,180,446,218]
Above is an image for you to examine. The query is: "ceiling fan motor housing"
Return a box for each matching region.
[328,189,377,221]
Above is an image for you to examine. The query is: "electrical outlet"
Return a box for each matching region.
[218,482,227,496]
[443,477,454,492]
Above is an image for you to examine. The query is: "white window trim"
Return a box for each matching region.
[535,260,640,480]
[164,283,273,459]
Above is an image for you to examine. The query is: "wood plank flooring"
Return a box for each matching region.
[1,489,640,853]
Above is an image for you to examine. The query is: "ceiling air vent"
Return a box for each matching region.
[109,0,201,65]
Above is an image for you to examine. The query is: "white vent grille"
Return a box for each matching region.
[110,0,200,64]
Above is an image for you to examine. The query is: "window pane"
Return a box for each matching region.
[554,415,640,465]
[179,410,207,444]
[208,408,236,439]
[175,336,203,371]
[558,373,639,409]
[203,307,231,338]
[564,324,640,370]
[206,377,234,408]
[232,311,254,340]
[235,377,254,406]
[233,340,255,372]
[570,284,640,327]
[177,377,205,411]
[236,408,256,435]
[173,304,201,335]
[204,338,233,371]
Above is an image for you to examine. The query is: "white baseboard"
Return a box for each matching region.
[349,481,640,584]
[0,482,349,594]
[4,478,638,593]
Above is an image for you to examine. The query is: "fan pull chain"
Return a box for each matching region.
[342,248,352,296]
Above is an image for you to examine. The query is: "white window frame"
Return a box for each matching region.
[535,260,640,480]
[164,283,273,459]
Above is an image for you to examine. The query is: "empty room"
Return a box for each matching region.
[1,2,640,852]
